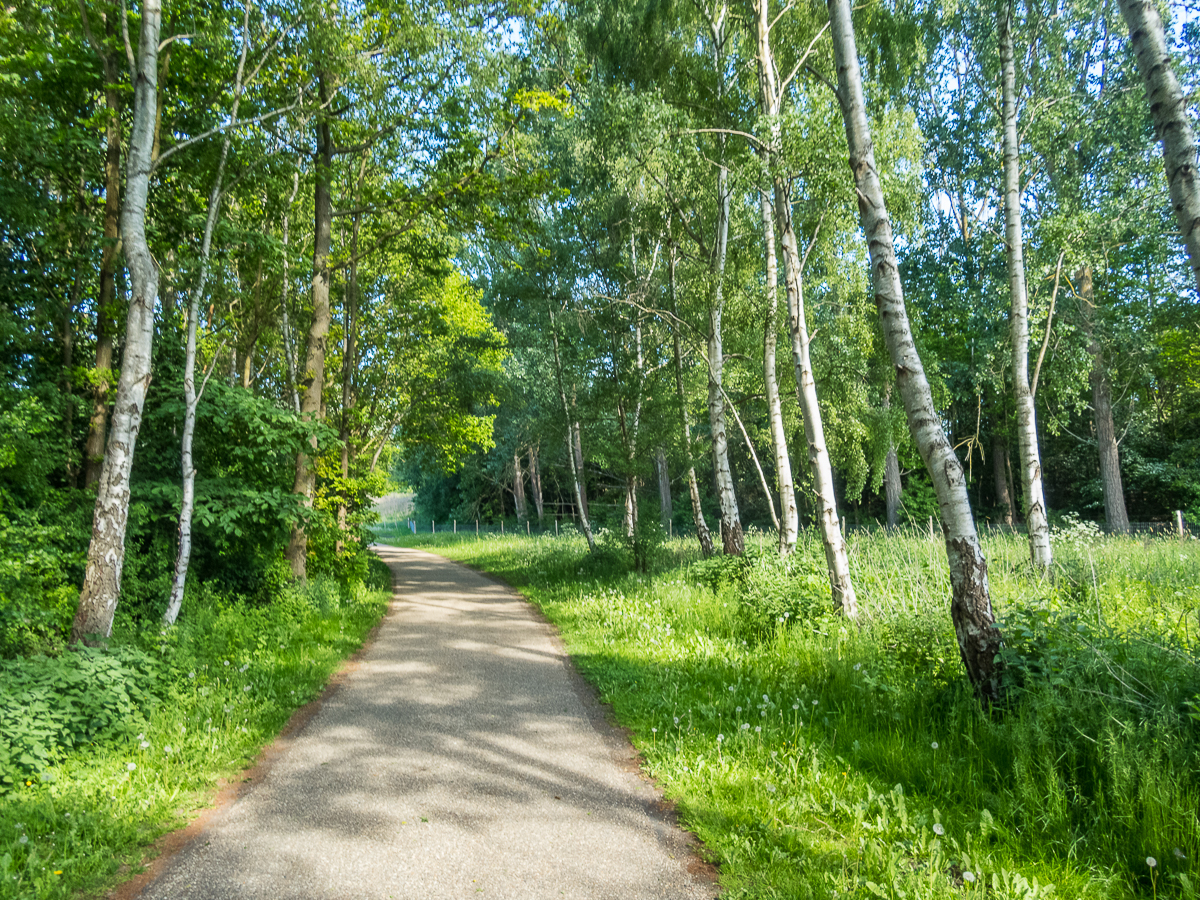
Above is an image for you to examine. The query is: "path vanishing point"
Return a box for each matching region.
[126,545,717,900]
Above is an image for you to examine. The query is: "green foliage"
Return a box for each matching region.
[0,647,158,788]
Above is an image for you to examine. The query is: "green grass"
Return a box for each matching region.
[0,573,389,900]
[376,521,1200,899]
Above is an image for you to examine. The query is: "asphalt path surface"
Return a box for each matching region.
[132,545,716,900]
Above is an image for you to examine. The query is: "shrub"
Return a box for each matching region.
[0,646,159,788]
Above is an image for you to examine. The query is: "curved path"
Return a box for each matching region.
[132,545,716,900]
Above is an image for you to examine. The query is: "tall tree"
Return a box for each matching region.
[827,0,1004,700]
[999,4,1052,570]
[72,0,161,644]
[1117,0,1200,295]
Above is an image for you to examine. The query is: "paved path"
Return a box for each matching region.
[134,546,716,900]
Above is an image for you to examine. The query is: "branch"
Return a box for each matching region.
[679,127,769,152]
[1031,249,1065,398]
[152,101,301,171]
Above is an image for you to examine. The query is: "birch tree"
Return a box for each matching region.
[826,0,1004,699]
[71,0,161,644]
[1117,0,1200,296]
[1000,5,1052,570]
[753,0,856,611]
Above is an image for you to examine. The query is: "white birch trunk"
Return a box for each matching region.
[754,0,854,605]
[709,165,744,555]
[1117,0,1200,295]
[1000,8,1052,571]
[828,0,1003,700]
[72,0,161,644]
[164,6,254,626]
[759,192,799,554]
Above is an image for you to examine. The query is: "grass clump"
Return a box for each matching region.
[380,525,1200,899]
[0,564,389,900]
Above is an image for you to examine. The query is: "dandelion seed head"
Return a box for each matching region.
[931,741,939,749]
[1148,857,1157,868]
[933,823,945,835]
[18,836,27,845]
[717,734,724,742]
[741,723,750,730]
[127,763,136,771]
[792,703,800,710]
[140,741,149,749]
[963,871,976,883]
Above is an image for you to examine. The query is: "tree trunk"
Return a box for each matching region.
[1001,7,1052,571]
[708,165,744,556]
[759,192,799,554]
[529,446,544,526]
[550,308,595,551]
[83,16,124,488]
[1079,266,1130,533]
[670,243,715,557]
[513,451,528,523]
[884,387,901,528]
[72,0,161,644]
[164,37,245,624]
[281,170,302,414]
[828,0,1004,701]
[572,419,588,522]
[286,87,334,580]
[992,433,1015,527]
[1117,0,1200,295]
[755,0,852,602]
[656,447,673,530]
[336,201,363,555]
[884,446,902,528]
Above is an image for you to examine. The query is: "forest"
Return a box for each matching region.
[2,0,1200,895]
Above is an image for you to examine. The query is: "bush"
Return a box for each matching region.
[0,646,159,788]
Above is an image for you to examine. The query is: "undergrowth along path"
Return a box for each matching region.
[132,545,715,900]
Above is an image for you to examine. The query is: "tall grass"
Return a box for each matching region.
[381,523,1200,899]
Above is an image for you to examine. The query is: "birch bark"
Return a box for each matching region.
[828,0,1004,700]
[670,244,715,557]
[1000,8,1052,570]
[1117,0,1200,295]
[759,192,799,554]
[72,0,162,644]
[164,6,254,625]
[708,165,743,555]
[754,0,854,607]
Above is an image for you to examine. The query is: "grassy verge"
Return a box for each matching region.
[378,524,1200,899]
[0,568,390,900]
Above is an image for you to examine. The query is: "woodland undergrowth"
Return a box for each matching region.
[381,522,1200,900]
[0,562,390,900]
